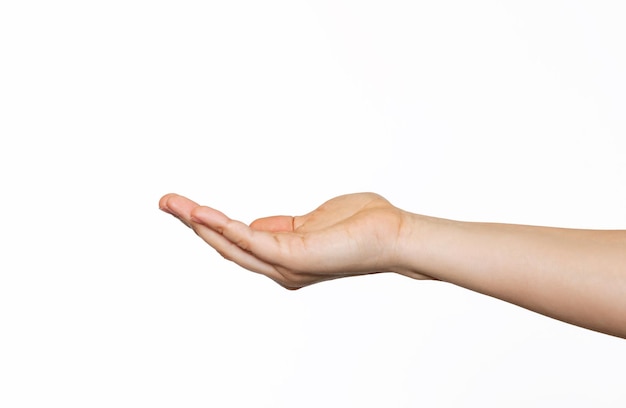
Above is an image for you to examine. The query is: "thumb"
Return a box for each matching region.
[250,216,295,232]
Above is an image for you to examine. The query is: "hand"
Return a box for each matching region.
[159,192,427,289]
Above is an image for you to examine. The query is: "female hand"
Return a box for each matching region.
[159,192,429,289]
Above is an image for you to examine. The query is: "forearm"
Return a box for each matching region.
[397,213,626,338]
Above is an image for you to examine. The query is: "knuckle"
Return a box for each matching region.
[226,221,252,251]
[233,237,251,252]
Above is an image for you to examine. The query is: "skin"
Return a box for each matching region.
[159,192,626,339]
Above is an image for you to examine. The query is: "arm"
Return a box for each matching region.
[159,192,626,338]
[397,214,626,338]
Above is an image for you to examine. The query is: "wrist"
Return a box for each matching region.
[391,211,433,279]
[392,211,462,281]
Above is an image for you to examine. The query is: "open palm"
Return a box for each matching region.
[160,192,411,289]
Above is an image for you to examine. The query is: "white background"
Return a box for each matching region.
[1,1,625,407]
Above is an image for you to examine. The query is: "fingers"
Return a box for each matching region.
[160,194,312,286]
[190,206,288,263]
[189,220,286,282]
[189,206,312,285]
[160,194,293,261]
[189,206,346,274]
[159,193,288,264]
[159,193,200,228]
[159,193,200,212]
